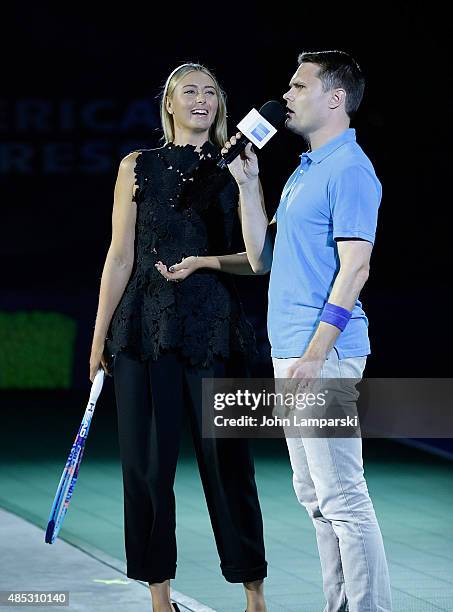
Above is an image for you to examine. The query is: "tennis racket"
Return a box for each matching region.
[45,369,105,544]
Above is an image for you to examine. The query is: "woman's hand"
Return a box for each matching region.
[221,132,259,186]
[155,256,201,282]
[89,339,109,382]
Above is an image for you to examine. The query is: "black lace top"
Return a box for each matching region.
[106,140,256,368]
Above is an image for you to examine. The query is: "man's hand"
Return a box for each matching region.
[288,356,324,380]
[155,256,201,282]
[285,354,325,396]
[221,132,259,186]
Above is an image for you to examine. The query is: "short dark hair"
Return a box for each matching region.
[298,50,365,118]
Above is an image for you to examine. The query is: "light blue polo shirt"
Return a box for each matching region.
[268,128,381,359]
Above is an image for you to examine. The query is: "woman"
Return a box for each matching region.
[89,63,268,612]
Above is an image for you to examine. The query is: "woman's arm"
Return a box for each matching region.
[198,252,255,275]
[155,179,271,279]
[155,252,256,280]
[89,151,139,381]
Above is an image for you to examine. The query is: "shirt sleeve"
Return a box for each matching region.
[328,164,382,244]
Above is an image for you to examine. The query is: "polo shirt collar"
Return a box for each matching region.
[300,128,356,164]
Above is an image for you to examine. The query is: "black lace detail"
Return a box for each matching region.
[106,141,256,367]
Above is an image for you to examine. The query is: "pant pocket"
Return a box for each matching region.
[338,355,367,379]
[321,348,341,378]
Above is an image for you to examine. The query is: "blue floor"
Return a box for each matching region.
[1,390,453,611]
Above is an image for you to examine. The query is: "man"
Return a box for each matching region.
[223,50,392,611]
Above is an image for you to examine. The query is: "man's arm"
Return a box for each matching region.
[288,239,372,378]
[238,179,274,274]
[195,182,274,275]
[222,137,274,274]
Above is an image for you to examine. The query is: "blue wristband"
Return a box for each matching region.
[320,302,352,332]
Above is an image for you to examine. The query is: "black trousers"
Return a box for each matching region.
[113,349,267,583]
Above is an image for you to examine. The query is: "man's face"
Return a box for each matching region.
[283,63,331,137]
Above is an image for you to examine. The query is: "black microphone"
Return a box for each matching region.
[217,100,286,169]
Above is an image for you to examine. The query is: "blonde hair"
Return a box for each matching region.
[160,63,228,148]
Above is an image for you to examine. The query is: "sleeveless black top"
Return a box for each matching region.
[106,140,256,368]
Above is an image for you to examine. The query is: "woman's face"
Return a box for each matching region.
[167,71,219,136]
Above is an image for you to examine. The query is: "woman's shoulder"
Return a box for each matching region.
[122,147,165,161]
[119,150,142,171]
[119,147,168,175]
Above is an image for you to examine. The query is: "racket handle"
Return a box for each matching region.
[89,369,104,405]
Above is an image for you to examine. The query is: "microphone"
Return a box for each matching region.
[217,100,286,169]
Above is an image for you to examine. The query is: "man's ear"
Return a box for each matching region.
[329,88,346,110]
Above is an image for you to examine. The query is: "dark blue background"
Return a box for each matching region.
[2,2,451,453]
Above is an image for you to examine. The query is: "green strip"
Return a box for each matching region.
[0,311,76,389]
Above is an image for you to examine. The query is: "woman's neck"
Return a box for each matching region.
[172,127,211,151]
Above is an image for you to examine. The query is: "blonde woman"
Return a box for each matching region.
[89,64,267,612]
